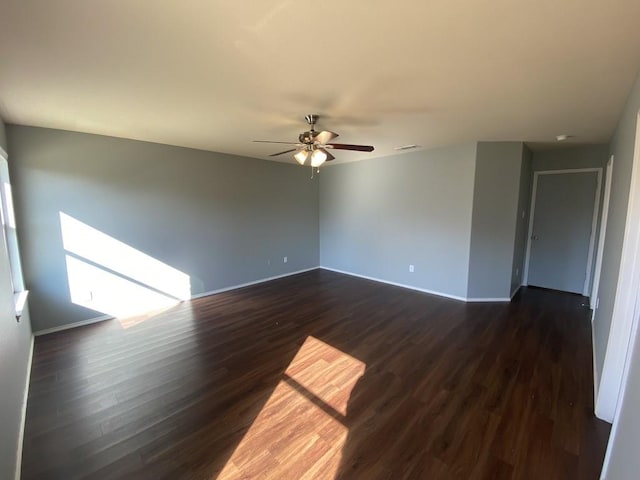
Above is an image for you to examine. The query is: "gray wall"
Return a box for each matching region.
[319,144,477,299]
[511,145,533,294]
[467,142,523,299]
[7,126,319,332]
[593,73,640,385]
[532,145,609,171]
[0,117,34,480]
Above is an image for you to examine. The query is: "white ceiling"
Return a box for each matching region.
[1,0,640,164]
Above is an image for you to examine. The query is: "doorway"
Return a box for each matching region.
[524,168,602,295]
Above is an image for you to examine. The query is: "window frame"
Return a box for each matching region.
[0,146,27,319]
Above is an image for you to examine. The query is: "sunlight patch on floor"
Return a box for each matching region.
[284,336,366,416]
[217,336,365,479]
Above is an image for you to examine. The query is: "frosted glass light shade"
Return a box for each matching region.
[294,150,309,165]
[310,149,327,167]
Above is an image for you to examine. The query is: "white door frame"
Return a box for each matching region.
[591,156,615,311]
[523,168,603,295]
[600,269,640,477]
[597,112,640,423]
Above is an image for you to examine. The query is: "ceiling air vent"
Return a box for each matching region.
[393,144,419,151]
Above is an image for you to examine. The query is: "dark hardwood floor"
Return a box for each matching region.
[22,269,610,479]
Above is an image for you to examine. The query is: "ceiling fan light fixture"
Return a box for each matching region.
[310,149,327,167]
[253,114,375,167]
[294,150,309,165]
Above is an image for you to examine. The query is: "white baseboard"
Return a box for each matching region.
[592,325,600,414]
[320,266,468,302]
[466,297,512,303]
[468,283,522,303]
[34,314,113,336]
[190,267,319,300]
[34,267,321,336]
[35,266,517,336]
[320,267,517,303]
[15,334,34,480]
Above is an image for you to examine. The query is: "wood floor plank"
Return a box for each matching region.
[22,270,610,479]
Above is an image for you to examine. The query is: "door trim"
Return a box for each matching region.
[597,112,640,424]
[591,156,615,312]
[523,168,603,295]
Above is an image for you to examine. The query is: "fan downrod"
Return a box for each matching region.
[300,114,320,144]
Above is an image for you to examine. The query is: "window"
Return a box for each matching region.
[0,147,27,319]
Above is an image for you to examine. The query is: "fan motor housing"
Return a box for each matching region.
[299,131,315,144]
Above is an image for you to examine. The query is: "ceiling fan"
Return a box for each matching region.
[253,114,374,168]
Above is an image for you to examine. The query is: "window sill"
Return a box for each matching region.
[14,290,28,320]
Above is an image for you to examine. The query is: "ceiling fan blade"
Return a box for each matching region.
[324,143,375,152]
[269,148,298,157]
[312,130,339,144]
[253,140,300,145]
[318,148,335,161]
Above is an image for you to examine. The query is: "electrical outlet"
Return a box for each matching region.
[283,256,287,263]
[522,209,526,219]
[516,267,520,277]
[267,259,271,266]
[409,264,414,273]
